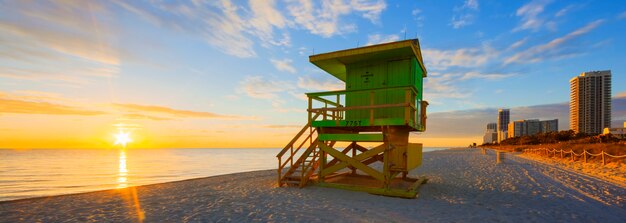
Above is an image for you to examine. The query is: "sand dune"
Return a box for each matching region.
[1,149,624,222]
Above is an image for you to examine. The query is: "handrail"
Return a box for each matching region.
[306,85,418,97]
[309,102,414,112]
[276,112,321,158]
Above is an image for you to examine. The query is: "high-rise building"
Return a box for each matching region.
[540,119,558,133]
[508,119,559,138]
[487,123,497,131]
[508,120,524,138]
[483,123,497,144]
[570,70,612,135]
[497,109,510,143]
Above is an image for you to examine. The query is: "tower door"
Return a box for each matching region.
[385,59,412,119]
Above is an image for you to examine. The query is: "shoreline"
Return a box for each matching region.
[0,147,452,203]
[2,149,625,222]
[0,169,275,205]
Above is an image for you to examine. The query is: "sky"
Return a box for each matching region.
[0,0,625,149]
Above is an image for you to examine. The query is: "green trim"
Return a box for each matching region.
[312,118,411,128]
[318,133,384,142]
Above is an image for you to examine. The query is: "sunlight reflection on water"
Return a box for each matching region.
[117,150,128,188]
[0,147,448,201]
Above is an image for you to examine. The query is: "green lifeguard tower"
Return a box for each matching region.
[276,39,428,198]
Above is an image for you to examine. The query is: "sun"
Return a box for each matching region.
[114,131,132,148]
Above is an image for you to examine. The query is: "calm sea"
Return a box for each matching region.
[0,147,448,201]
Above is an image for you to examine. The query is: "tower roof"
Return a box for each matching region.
[309,39,427,82]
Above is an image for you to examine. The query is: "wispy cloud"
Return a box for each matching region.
[618,11,626,19]
[0,1,120,85]
[459,72,515,80]
[286,0,386,37]
[121,113,172,121]
[237,75,295,108]
[422,45,498,70]
[513,0,552,32]
[555,4,583,17]
[505,19,604,64]
[297,76,343,91]
[270,58,297,73]
[264,124,300,129]
[423,73,471,102]
[112,103,241,119]
[450,0,480,29]
[366,34,400,45]
[113,0,385,58]
[508,38,528,50]
[0,92,105,116]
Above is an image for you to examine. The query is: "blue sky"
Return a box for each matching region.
[0,0,625,148]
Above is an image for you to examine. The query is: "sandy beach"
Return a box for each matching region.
[1,149,625,222]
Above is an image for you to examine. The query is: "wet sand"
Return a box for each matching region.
[1,149,625,222]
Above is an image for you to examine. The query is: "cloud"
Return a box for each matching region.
[450,14,474,29]
[113,0,257,58]
[423,73,470,102]
[270,58,297,73]
[112,103,240,119]
[366,34,400,45]
[505,19,604,64]
[462,0,479,10]
[0,94,106,116]
[286,0,386,37]
[555,4,583,17]
[513,0,552,32]
[450,0,479,29]
[237,75,295,107]
[297,76,343,91]
[0,1,120,85]
[618,11,626,19]
[422,96,626,138]
[459,72,515,80]
[508,38,528,50]
[422,45,498,70]
[412,8,422,16]
[249,0,288,43]
[121,113,171,121]
[264,125,301,129]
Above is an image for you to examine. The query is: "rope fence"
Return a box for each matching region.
[523,148,626,165]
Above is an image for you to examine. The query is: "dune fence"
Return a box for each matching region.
[523,147,626,165]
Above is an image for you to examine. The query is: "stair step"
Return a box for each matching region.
[318,133,384,142]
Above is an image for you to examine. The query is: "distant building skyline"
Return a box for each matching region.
[497,109,510,143]
[570,70,612,135]
[508,119,559,138]
[483,123,497,144]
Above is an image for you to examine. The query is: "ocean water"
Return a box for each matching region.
[0,147,448,201]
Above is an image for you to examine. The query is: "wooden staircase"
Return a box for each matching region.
[277,113,336,187]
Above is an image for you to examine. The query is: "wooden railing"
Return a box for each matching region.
[305,86,424,128]
[523,148,626,165]
[276,112,320,185]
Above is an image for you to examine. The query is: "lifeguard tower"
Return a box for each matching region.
[276,39,428,198]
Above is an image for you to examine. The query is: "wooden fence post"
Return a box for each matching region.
[583,149,587,163]
[602,151,606,166]
[560,150,563,159]
[571,150,574,162]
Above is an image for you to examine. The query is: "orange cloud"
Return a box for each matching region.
[122,113,171,121]
[0,97,106,116]
[112,103,241,119]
